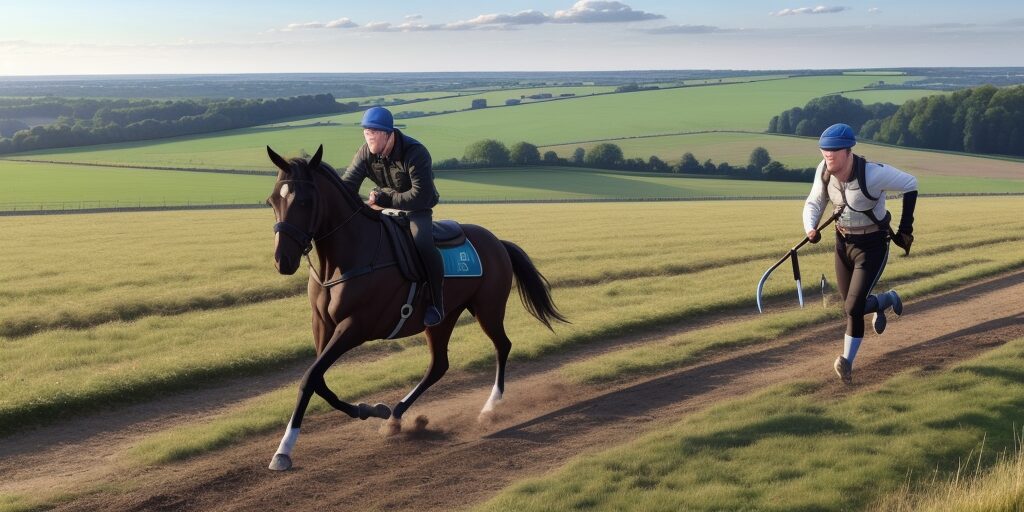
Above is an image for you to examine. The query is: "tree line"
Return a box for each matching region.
[768,84,1024,157]
[434,140,815,183]
[0,95,356,154]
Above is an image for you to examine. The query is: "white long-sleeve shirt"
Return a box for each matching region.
[803,158,918,233]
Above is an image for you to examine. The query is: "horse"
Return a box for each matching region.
[265,144,567,471]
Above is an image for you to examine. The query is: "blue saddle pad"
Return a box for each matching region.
[439,239,482,277]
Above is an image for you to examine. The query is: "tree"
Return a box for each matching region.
[509,141,541,165]
[677,152,701,173]
[462,139,510,166]
[542,150,560,163]
[748,147,771,171]
[584,143,624,168]
[647,155,670,173]
[471,99,487,109]
[572,147,585,164]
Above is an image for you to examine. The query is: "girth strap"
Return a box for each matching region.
[385,282,418,340]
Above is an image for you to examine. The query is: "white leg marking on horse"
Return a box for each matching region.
[481,384,503,413]
[276,425,300,456]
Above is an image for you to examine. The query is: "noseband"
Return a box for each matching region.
[272,175,368,286]
[273,179,321,255]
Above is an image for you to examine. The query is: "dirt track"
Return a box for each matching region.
[4,270,1024,511]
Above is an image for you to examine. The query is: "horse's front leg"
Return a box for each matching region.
[269,322,390,471]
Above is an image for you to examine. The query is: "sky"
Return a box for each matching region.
[2,0,1024,75]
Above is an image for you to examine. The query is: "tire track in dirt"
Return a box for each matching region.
[9,269,1024,511]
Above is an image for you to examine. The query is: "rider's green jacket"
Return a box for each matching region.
[341,129,439,211]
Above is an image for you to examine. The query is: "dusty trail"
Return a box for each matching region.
[3,270,1022,511]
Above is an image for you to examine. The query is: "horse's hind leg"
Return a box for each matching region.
[474,301,512,417]
[389,308,462,429]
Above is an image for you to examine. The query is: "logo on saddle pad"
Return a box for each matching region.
[439,241,482,277]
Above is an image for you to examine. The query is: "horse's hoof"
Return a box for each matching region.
[380,417,402,436]
[358,402,392,420]
[268,453,292,471]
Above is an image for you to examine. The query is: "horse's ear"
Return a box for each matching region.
[309,144,324,170]
[267,146,290,174]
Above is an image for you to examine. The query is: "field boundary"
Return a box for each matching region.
[0,157,274,175]
[2,192,1023,216]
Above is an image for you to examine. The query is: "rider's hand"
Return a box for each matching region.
[893,231,914,255]
[807,229,821,244]
[367,190,379,205]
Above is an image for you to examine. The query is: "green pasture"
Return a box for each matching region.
[7,75,922,168]
[841,89,945,105]
[328,85,619,120]
[478,337,1024,512]
[542,133,1024,182]
[0,160,272,209]
[4,154,1021,210]
[1,197,1023,510]
[335,90,458,104]
[0,160,814,208]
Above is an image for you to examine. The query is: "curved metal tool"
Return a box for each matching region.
[756,207,843,313]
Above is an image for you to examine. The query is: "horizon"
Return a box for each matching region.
[4,1,1024,76]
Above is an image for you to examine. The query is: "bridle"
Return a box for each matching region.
[272,172,391,289]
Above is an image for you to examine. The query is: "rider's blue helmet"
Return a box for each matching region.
[819,123,857,150]
[361,107,394,133]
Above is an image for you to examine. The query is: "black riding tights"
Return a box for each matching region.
[408,210,444,307]
[835,231,889,338]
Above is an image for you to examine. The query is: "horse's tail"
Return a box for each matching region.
[501,240,569,331]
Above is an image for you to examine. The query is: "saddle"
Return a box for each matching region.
[380,209,466,282]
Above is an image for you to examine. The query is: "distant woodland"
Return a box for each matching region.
[0,94,354,154]
[769,84,1024,157]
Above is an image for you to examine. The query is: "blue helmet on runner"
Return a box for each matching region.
[819,123,856,150]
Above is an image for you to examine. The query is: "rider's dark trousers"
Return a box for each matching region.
[408,210,444,309]
[834,231,889,338]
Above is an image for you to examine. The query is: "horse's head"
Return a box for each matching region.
[266,144,324,275]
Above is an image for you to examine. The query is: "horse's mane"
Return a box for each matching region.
[288,156,381,221]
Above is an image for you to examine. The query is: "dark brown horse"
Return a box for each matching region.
[265,145,566,471]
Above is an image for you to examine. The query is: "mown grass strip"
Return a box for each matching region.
[476,336,1024,512]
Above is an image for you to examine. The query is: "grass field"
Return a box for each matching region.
[6,75,925,168]
[2,197,1021,435]
[5,144,1021,210]
[478,337,1024,511]
[1,197,1022,510]
[541,133,1024,181]
[0,160,820,208]
[0,160,272,209]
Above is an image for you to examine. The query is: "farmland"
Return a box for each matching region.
[2,69,1023,512]
[6,75,930,168]
[1,196,1023,510]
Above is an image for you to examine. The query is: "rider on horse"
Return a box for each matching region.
[341,106,445,326]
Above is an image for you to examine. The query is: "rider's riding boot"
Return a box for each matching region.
[423,250,445,328]
[869,290,902,335]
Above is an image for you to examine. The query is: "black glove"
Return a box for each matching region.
[371,187,394,208]
[893,231,914,255]
[808,230,822,244]
[898,190,918,235]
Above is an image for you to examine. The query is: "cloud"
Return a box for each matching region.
[281,1,664,32]
[450,10,549,29]
[771,6,847,16]
[868,7,881,14]
[642,24,729,35]
[552,1,665,23]
[283,18,356,30]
